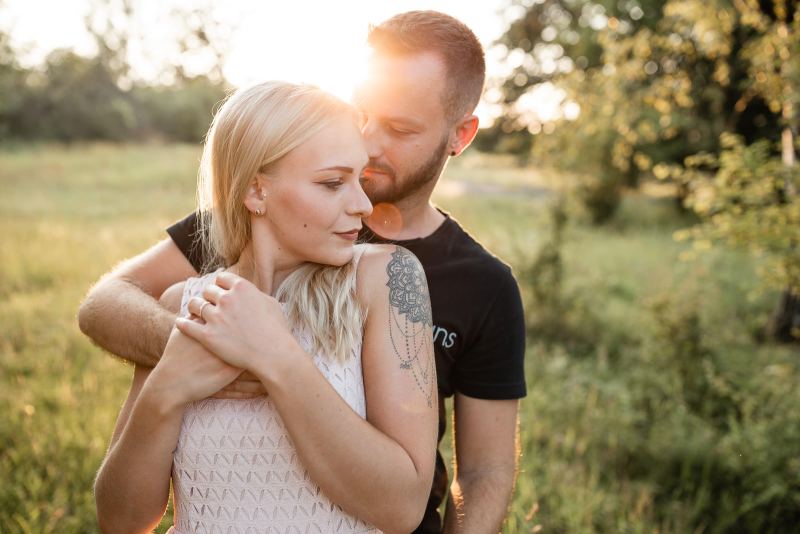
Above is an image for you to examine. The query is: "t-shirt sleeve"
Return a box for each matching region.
[453,268,527,400]
[166,212,205,273]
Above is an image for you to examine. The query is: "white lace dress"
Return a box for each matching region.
[167,249,379,534]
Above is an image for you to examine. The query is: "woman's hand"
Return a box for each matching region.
[175,272,301,379]
[146,325,243,408]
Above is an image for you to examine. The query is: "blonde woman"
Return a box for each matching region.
[94,82,438,534]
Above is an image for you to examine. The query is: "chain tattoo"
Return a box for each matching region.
[386,247,436,407]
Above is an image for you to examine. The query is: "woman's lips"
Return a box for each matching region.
[335,230,360,241]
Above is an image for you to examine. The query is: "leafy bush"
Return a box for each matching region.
[134,78,227,143]
[509,190,800,532]
[574,173,623,225]
[677,133,800,297]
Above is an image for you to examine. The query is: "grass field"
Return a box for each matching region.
[1,143,798,533]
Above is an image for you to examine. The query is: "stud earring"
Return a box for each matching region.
[255,208,263,216]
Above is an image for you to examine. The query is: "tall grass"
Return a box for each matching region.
[0,143,198,533]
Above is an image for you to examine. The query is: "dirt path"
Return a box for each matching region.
[436,178,554,199]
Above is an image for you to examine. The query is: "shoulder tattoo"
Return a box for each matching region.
[386,247,436,407]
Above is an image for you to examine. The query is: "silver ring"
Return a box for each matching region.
[198,300,210,320]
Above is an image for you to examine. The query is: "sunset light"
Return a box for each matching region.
[2,0,522,123]
[3,1,798,531]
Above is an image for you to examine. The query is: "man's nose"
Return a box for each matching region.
[360,118,383,161]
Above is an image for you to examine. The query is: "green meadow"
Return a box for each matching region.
[1,144,797,533]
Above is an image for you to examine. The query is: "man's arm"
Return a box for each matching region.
[444,395,520,534]
[77,238,197,366]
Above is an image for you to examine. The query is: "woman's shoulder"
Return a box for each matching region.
[354,244,426,302]
[355,243,422,273]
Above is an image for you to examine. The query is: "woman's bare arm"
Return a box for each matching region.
[94,365,179,534]
[260,246,437,532]
[94,282,186,533]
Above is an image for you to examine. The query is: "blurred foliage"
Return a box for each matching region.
[133,79,228,142]
[508,197,800,532]
[491,0,799,335]
[487,0,796,216]
[0,44,226,142]
[0,0,229,143]
[676,133,800,294]
[483,0,800,523]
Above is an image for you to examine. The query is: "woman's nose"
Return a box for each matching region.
[348,182,373,218]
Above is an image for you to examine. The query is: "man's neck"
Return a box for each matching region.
[364,199,445,241]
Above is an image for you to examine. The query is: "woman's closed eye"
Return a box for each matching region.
[319,179,344,190]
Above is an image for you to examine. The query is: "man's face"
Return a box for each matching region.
[355,52,452,205]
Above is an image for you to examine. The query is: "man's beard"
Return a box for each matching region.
[362,136,449,205]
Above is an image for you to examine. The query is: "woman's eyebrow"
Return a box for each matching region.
[315,165,354,173]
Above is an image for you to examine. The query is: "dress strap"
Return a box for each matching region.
[352,243,369,267]
[350,243,370,288]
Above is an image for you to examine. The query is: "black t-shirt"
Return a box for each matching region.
[167,210,527,533]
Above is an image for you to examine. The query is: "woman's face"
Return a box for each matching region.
[259,116,372,267]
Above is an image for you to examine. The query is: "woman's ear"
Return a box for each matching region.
[243,173,269,216]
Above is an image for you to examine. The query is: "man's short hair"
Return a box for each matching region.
[367,10,486,123]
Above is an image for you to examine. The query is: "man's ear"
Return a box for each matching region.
[449,115,479,157]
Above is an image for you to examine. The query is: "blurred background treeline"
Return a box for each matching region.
[1,0,799,532]
[0,0,228,143]
[481,0,800,309]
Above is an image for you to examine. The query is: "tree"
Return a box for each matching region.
[0,26,28,139]
[485,0,671,221]
[494,0,799,338]
[490,0,785,220]
[676,0,799,340]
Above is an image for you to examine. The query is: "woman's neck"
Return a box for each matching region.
[231,238,303,297]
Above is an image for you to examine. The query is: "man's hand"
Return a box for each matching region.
[212,371,268,399]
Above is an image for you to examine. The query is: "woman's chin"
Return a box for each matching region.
[307,246,355,267]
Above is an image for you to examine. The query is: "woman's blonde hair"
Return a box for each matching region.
[196,81,363,362]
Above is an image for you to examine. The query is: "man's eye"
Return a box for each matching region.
[390,127,412,136]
